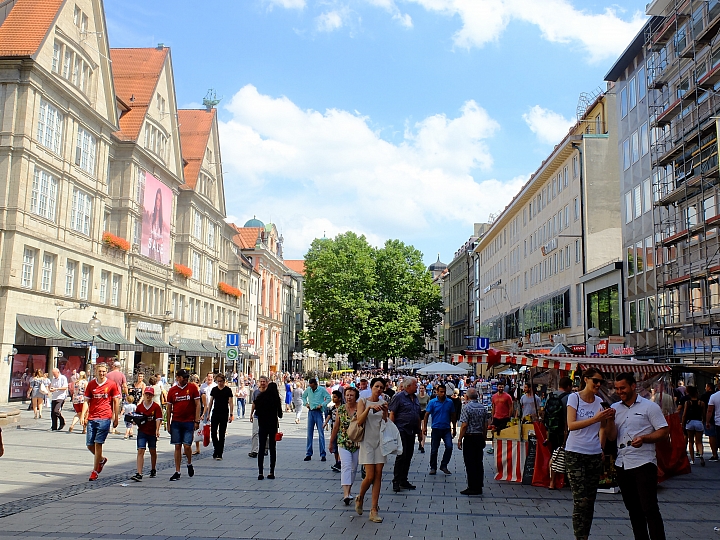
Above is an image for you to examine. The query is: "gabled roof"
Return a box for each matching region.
[178,109,215,189]
[284,260,305,276]
[110,47,168,141]
[0,0,64,58]
[231,226,263,250]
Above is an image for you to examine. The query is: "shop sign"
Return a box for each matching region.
[541,238,558,256]
[137,321,163,334]
[705,327,720,336]
[570,344,586,354]
[611,346,635,356]
[596,340,608,354]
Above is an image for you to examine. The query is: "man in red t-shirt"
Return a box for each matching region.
[166,369,201,481]
[130,387,163,482]
[81,363,121,481]
[490,382,514,433]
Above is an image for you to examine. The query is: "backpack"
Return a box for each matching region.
[544,391,570,435]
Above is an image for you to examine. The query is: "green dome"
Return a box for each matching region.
[244,216,264,228]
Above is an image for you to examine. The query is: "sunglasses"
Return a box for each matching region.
[587,377,604,385]
[618,441,633,449]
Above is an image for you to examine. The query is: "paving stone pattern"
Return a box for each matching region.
[0,409,718,539]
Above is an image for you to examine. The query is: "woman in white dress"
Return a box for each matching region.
[355,377,388,523]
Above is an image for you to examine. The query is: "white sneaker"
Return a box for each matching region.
[689,460,695,465]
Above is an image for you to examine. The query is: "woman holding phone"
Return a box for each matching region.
[564,368,615,540]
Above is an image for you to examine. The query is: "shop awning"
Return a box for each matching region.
[99,326,143,352]
[178,338,208,356]
[136,332,177,354]
[201,340,220,357]
[454,352,577,371]
[61,321,115,350]
[576,358,672,373]
[16,314,73,347]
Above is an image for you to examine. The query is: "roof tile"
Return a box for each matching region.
[178,109,215,189]
[0,0,63,58]
[284,260,305,275]
[232,227,263,250]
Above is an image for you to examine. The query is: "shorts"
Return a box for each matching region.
[686,420,704,432]
[492,417,511,432]
[137,432,158,450]
[170,421,194,446]
[73,403,84,414]
[125,422,134,429]
[708,424,720,438]
[86,419,111,445]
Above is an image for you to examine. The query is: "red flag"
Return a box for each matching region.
[487,348,503,367]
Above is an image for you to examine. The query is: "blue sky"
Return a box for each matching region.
[104,0,647,265]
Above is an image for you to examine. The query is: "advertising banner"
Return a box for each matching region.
[140,171,172,264]
[9,354,47,400]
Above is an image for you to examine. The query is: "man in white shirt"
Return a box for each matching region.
[607,373,669,540]
[707,384,720,462]
[49,368,68,431]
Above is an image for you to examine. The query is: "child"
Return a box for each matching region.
[131,387,163,481]
[123,395,136,439]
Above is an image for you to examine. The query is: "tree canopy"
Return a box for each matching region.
[302,232,442,367]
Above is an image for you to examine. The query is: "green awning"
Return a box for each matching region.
[136,332,176,353]
[16,314,73,347]
[201,340,220,357]
[61,321,114,350]
[178,338,208,356]
[100,326,143,352]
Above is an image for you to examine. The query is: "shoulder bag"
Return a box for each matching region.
[347,399,365,443]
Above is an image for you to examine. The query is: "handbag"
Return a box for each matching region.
[275,432,283,441]
[550,446,566,473]
[39,382,49,396]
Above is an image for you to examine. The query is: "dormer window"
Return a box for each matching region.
[52,40,92,94]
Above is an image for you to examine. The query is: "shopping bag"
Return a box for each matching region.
[202,421,211,447]
[193,424,203,443]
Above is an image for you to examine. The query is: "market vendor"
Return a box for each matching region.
[490,382,513,433]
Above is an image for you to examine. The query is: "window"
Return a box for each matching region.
[631,131,639,163]
[564,205,569,228]
[41,254,53,292]
[634,185,642,218]
[143,123,168,163]
[65,260,76,296]
[638,67,646,100]
[573,155,579,178]
[647,296,656,327]
[75,127,96,174]
[629,77,637,110]
[643,179,652,214]
[192,252,201,279]
[574,198,579,222]
[575,239,581,263]
[193,211,202,239]
[624,191,632,224]
[79,265,90,300]
[687,204,698,228]
[620,87,628,118]
[136,168,145,205]
[30,168,57,221]
[629,300,636,331]
[52,41,60,73]
[705,195,717,220]
[638,298,646,331]
[111,275,120,306]
[636,241,644,273]
[71,188,92,235]
[640,123,649,156]
[37,100,63,154]
[21,248,35,288]
[564,166,568,188]
[565,245,570,267]
[207,223,215,248]
[205,260,213,285]
[586,285,620,337]
[645,237,654,270]
[627,246,635,276]
[99,271,108,303]
[623,138,630,170]
[133,217,141,246]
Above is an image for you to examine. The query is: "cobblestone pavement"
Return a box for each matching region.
[0,407,718,539]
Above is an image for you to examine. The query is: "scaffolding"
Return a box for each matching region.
[647,0,720,365]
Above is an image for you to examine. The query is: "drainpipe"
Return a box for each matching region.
[572,142,588,345]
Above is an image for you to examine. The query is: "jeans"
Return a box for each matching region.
[429,427,453,470]
[51,399,65,430]
[462,433,486,491]
[616,463,666,540]
[565,451,603,539]
[237,398,246,418]
[211,415,228,458]
[306,409,326,457]
[258,423,277,474]
[393,430,416,485]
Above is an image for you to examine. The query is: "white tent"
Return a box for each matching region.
[417,361,468,375]
[456,362,474,371]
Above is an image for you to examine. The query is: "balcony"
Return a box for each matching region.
[696,6,720,45]
[650,13,685,48]
[656,97,683,126]
[698,63,720,89]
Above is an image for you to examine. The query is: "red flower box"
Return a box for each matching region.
[102,232,130,252]
[174,263,193,279]
[218,282,242,298]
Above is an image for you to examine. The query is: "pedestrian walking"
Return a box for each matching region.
[544,376,572,490]
[26,369,46,419]
[129,373,147,402]
[423,384,456,475]
[130,387,163,482]
[188,373,202,455]
[329,386,360,505]
[324,390,343,471]
[707,384,720,462]
[81,363,121,481]
[204,373,234,460]
[608,372,669,540]
[565,368,615,540]
[123,396,137,439]
[355,377,388,523]
[292,382,304,423]
[236,381,248,419]
[303,378,330,461]
[388,376,421,492]
[700,383,718,461]
[417,385,429,453]
[49,368,68,431]
[68,371,88,434]
[284,378,293,412]
[166,369,201,481]
[253,381,283,480]
[457,388,488,495]
[681,386,706,465]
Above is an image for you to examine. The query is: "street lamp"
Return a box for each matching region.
[170,332,181,377]
[587,327,601,355]
[87,312,102,376]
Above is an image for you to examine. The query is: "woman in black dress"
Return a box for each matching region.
[253,381,283,479]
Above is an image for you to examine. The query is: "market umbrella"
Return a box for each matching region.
[417,361,468,375]
[456,362,474,371]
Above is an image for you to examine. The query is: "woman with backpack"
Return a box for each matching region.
[681,385,706,466]
[564,368,615,540]
[545,376,572,490]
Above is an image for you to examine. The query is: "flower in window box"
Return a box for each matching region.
[102,232,130,252]
[173,263,193,279]
[218,281,242,298]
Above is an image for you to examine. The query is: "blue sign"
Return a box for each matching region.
[226,333,240,347]
[476,337,490,350]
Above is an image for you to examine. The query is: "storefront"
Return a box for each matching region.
[135,331,176,377]
[178,339,214,376]
[59,320,117,377]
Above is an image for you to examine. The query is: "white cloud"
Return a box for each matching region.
[264,0,306,9]
[316,10,345,32]
[218,85,520,257]
[522,105,575,145]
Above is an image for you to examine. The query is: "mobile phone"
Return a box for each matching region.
[601,402,610,409]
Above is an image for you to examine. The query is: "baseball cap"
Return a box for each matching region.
[144,387,155,395]
[176,369,190,378]
[113,361,121,367]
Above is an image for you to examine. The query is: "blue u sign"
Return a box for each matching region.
[226,333,239,347]
[476,337,489,350]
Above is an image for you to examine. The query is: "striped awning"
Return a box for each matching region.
[61,321,114,350]
[201,340,220,357]
[99,326,143,352]
[16,314,73,347]
[452,352,576,371]
[178,338,209,356]
[136,332,176,354]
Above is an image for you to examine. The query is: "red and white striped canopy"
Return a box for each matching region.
[452,353,576,371]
